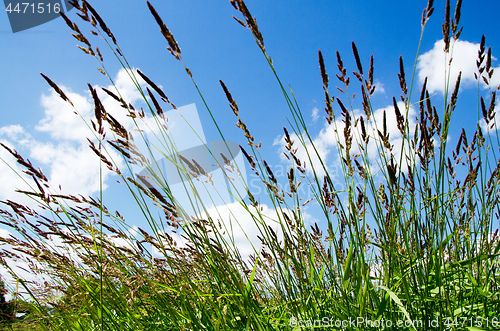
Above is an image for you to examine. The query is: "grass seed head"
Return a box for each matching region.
[83,0,117,45]
[147,1,181,59]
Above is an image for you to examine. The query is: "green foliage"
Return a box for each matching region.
[0,276,14,322]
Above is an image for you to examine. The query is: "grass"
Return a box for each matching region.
[1,0,500,330]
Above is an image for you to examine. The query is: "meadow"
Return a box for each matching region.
[1,0,500,330]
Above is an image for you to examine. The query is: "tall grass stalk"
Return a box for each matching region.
[1,0,499,330]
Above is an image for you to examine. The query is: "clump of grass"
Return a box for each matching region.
[1,0,499,330]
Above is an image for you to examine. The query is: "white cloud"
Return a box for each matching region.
[311,107,319,122]
[0,225,143,301]
[195,201,318,262]
[0,199,316,303]
[0,228,57,301]
[152,202,284,261]
[361,102,418,173]
[3,67,323,297]
[33,141,114,195]
[418,39,500,95]
[479,95,500,134]
[274,130,331,178]
[203,202,285,260]
[36,88,93,142]
[97,69,148,134]
[36,68,149,143]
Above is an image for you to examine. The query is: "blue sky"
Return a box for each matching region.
[1,0,500,288]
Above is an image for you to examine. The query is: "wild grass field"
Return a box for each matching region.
[1,0,500,330]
